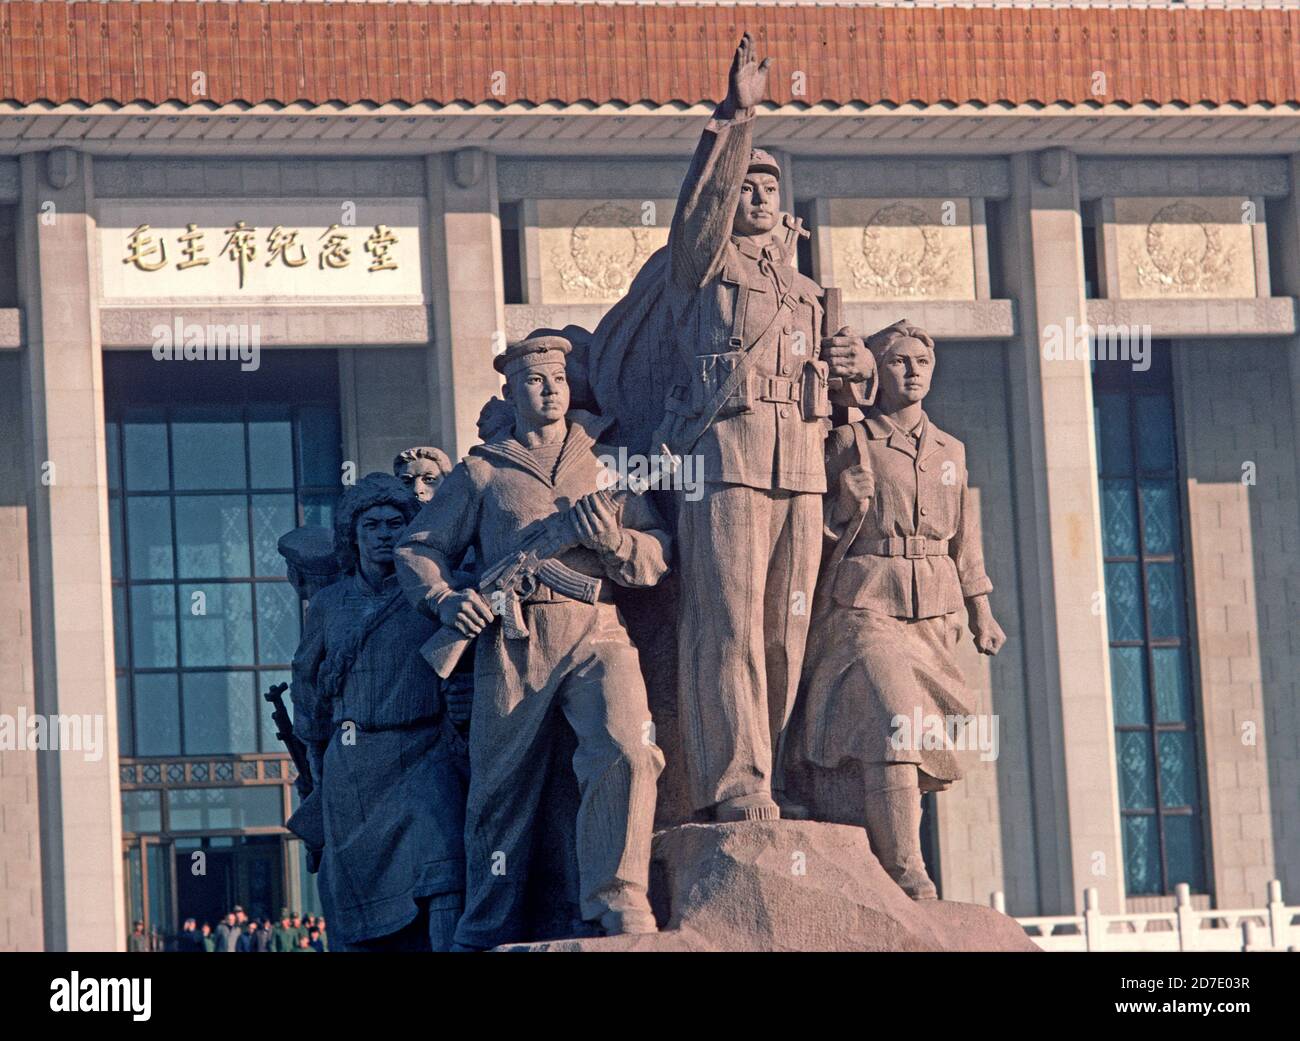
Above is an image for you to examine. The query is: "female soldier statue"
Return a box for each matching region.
[791,321,1006,899]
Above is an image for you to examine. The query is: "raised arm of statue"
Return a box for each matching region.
[667,33,768,297]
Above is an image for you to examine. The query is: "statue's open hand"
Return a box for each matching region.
[438,588,495,637]
[727,32,771,113]
[966,595,1006,656]
[572,492,624,554]
[822,327,875,383]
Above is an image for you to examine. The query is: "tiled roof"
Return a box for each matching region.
[1,2,1297,109]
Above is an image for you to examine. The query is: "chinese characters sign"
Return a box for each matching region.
[100,200,425,303]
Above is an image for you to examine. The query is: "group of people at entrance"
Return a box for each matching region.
[284,35,1005,952]
[131,908,328,953]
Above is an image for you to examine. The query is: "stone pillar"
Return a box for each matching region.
[16,150,125,951]
[426,149,506,458]
[1250,196,1271,298]
[1268,157,1300,541]
[996,151,1125,913]
[519,198,543,306]
[349,347,438,474]
[1174,342,1283,910]
[0,348,42,951]
[1244,153,1300,902]
[811,198,835,287]
[970,198,992,301]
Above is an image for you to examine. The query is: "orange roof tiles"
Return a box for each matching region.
[0,2,1297,109]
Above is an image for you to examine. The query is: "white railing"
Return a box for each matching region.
[1002,881,1299,952]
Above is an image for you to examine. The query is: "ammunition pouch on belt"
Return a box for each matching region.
[800,359,832,420]
[757,360,831,421]
[691,343,754,418]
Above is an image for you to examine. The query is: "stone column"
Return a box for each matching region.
[811,198,834,287]
[1174,342,1282,910]
[16,150,125,950]
[425,149,507,458]
[1268,157,1300,550]
[1245,153,1300,903]
[0,346,42,951]
[996,151,1125,914]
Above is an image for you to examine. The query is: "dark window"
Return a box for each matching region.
[982,198,1006,300]
[1265,201,1288,293]
[1081,201,1101,300]
[0,206,17,308]
[500,201,524,304]
[1093,344,1207,897]
[106,351,342,758]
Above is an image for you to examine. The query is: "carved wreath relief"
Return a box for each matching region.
[551,202,657,300]
[535,199,673,304]
[828,198,976,302]
[843,203,957,298]
[1113,196,1256,300]
[1130,201,1234,295]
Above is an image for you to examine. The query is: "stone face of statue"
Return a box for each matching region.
[732,171,779,237]
[395,458,444,503]
[508,361,569,431]
[874,337,935,412]
[354,504,406,578]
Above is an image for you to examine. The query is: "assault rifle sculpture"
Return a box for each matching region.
[418,446,680,678]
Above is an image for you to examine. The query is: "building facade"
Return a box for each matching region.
[1,0,1298,951]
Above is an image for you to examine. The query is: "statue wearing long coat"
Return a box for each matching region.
[295,572,466,948]
[792,410,992,793]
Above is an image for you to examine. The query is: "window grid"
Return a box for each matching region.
[1093,347,1207,898]
[108,402,340,759]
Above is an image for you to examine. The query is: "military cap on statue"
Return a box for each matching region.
[492,332,573,377]
[865,320,936,362]
[747,148,781,179]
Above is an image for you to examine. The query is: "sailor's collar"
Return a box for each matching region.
[469,410,613,486]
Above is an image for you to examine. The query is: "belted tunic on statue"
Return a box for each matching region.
[794,410,993,788]
[395,411,669,948]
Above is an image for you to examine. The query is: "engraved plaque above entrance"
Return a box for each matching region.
[99,199,427,305]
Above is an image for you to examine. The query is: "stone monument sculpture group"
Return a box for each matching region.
[277,36,1008,952]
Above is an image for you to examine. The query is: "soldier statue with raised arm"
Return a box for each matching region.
[644,34,877,822]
